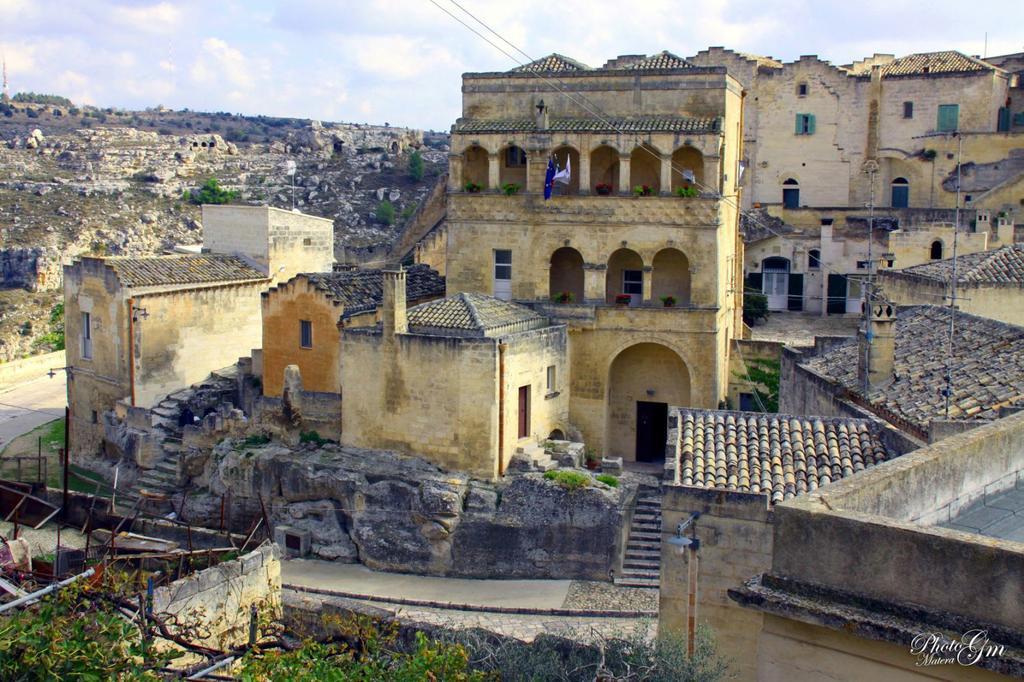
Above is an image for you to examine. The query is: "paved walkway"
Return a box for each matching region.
[0,375,66,452]
[750,311,860,347]
[283,560,574,611]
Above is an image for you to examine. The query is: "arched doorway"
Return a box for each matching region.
[606,248,644,305]
[671,146,704,191]
[549,247,584,303]
[891,178,909,208]
[782,178,800,208]
[462,145,488,190]
[607,343,691,461]
[762,256,791,311]
[930,240,943,260]
[630,144,661,194]
[551,145,580,195]
[651,248,691,305]
[590,145,619,193]
[499,144,528,190]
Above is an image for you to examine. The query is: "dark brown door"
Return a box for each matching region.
[636,401,668,462]
[518,386,530,439]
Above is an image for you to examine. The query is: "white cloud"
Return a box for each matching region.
[109,2,183,33]
[190,38,254,90]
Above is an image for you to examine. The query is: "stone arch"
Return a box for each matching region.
[891,177,909,208]
[590,144,619,192]
[630,143,661,193]
[390,141,399,154]
[462,145,488,189]
[551,145,580,194]
[499,144,528,189]
[606,342,691,462]
[930,239,944,260]
[548,428,566,441]
[651,248,691,305]
[606,248,644,304]
[671,145,704,191]
[549,247,584,303]
[782,178,799,208]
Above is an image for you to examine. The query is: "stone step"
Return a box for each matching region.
[619,567,659,579]
[614,576,659,588]
[628,531,660,542]
[626,538,660,549]
[636,498,662,507]
[623,558,660,570]
[154,460,178,475]
[625,547,660,559]
[150,406,178,418]
[633,518,661,528]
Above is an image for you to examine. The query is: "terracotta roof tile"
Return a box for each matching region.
[628,51,694,70]
[887,245,1024,286]
[881,51,993,77]
[454,116,720,134]
[105,255,266,288]
[406,292,546,337]
[511,53,590,73]
[303,265,445,317]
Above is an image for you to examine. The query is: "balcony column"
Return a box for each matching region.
[448,155,463,192]
[579,148,591,195]
[618,154,631,194]
[487,152,500,192]
[583,263,605,303]
[660,154,673,195]
[642,265,653,303]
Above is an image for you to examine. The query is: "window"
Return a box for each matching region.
[622,269,643,295]
[300,320,313,348]
[891,178,909,208]
[81,312,92,359]
[505,146,526,167]
[91,410,98,424]
[797,82,808,96]
[930,240,943,260]
[808,249,821,269]
[937,104,959,132]
[782,178,800,208]
[856,260,871,270]
[903,101,914,119]
[546,365,557,393]
[493,249,512,300]
[303,237,312,246]
[795,113,815,135]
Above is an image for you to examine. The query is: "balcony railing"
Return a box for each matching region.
[449,192,722,227]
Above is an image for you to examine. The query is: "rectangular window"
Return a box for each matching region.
[91,410,98,424]
[622,270,643,295]
[797,82,808,96]
[81,312,92,359]
[299,320,313,349]
[505,147,526,167]
[856,260,871,270]
[903,101,913,119]
[937,104,959,132]
[546,365,556,392]
[795,113,815,135]
[493,249,512,300]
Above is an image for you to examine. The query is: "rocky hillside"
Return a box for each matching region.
[0,103,450,362]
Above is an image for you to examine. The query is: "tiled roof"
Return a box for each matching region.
[804,306,1024,429]
[628,51,694,70]
[406,293,547,338]
[303,265,445,317]
[887,245,1024,286]
[511,53,590,73]
[454,116,720,134]
[880,51,994,77]
[105,255,266,288]
[673,408,892,503]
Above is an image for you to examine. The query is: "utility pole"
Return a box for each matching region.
[862,161,878,396]
[943,132,963,418]
[1,57,9,102]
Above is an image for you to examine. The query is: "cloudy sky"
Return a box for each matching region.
[1,0,1021,130]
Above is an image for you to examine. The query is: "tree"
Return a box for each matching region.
[734,357,780,412]
[375,200,396,225]
[184,177,239,205]
[408,150,424,182]
[743,291,769,326]
[35,302,65,351]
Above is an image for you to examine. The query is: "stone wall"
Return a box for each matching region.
[0,349,65,389]
[659,486,774,682]
[880,271,1024,327]
[0,247,63,291]
[153,543,281,651]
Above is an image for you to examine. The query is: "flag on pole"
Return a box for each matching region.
[681,168,695,183]
[544,158,556,200]
[553,155,571,186]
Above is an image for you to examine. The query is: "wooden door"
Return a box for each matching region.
[636,401,668,462]
[518,385,530,439]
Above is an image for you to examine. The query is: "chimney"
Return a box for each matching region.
[382,268,407,339]
[857,298,897,393]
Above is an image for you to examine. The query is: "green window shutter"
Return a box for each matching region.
[787,274,804,311]
[807,114,816,135]
[795,114,802,134]
[937,104,959,132]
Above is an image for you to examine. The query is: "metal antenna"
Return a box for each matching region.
[944,132,963,418]
[862,161,878,396]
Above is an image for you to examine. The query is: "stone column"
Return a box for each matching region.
[660,154,673,195]
[447,155,463,192]
[487,152,500,192]
[642,265,653,303]
[618,155,631,194]
[579,148,591,195]
[584,263,606,303]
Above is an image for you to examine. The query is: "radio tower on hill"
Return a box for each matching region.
[1,57,9,101]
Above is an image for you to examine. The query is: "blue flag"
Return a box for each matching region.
[544,158,556,200]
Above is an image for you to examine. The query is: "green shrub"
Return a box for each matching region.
[595,473,619,487]
[502,182,521,196]
[12,92,73,107]
[375,200,395,225]
[743,291,769,326]
[408,150,424,181]
[183,177,238,205]
[543,470,590,490]
[300,430,328,446]
[675,186,699,198]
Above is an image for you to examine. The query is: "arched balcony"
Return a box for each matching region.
[671,146,704,192]
[630,144,661,194]
[499,144,528,190]
[651,248,691,306]
[606,248,644,305]
[590,145,619,195]
[462,145,488,190]
[549,247,584,303]
[550,145,580,195]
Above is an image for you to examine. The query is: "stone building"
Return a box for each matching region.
[340,270,569,480]
[65,206,333,458]
[878,243,1024,326]
[658,407,906,681]
[259,264,445,397]
[445,51,745,462]
[781,303,1024,443]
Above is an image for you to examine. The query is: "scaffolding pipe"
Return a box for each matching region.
[0,567,95,614]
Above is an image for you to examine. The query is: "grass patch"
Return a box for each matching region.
[234,433,271,451]
[543,470,590,490]
[595,474,619,487]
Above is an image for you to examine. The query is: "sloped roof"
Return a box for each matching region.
[804,306,1024,430]
[302,265,446,317]
[104,255,266,288]
[406,292,547,338]
[511,53,590,73]
[885,245,1024,287]
[880,51,995,77]
[628,51,694,70]
[674,408,892,503]
[454,115,720,134]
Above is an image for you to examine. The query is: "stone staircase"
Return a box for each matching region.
[506,442,557,473]
[615,485,662,588]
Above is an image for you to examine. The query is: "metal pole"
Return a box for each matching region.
[863,167,876,396]
[687,546,699,657]
[0,568,95,614]
[944,132,963,419]
[61,447,69,521]
[186,656,236,681]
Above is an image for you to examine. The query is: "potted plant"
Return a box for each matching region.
[595,183,613,196]
[584,448,600,471]
[633,184,653,197]
[552,291,574,304]
[614,294,631,306]
[464,181,483,193]
[502,182,521,196]
[675,186,699,198]
[660,295,677,307]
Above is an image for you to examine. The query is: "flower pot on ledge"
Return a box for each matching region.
[595,184,612,196]
[614,295,631,307]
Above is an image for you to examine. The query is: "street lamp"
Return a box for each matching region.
[667,512,701,657]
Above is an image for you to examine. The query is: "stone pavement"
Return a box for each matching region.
[941,479,1024,542]
[750,311,859,347]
